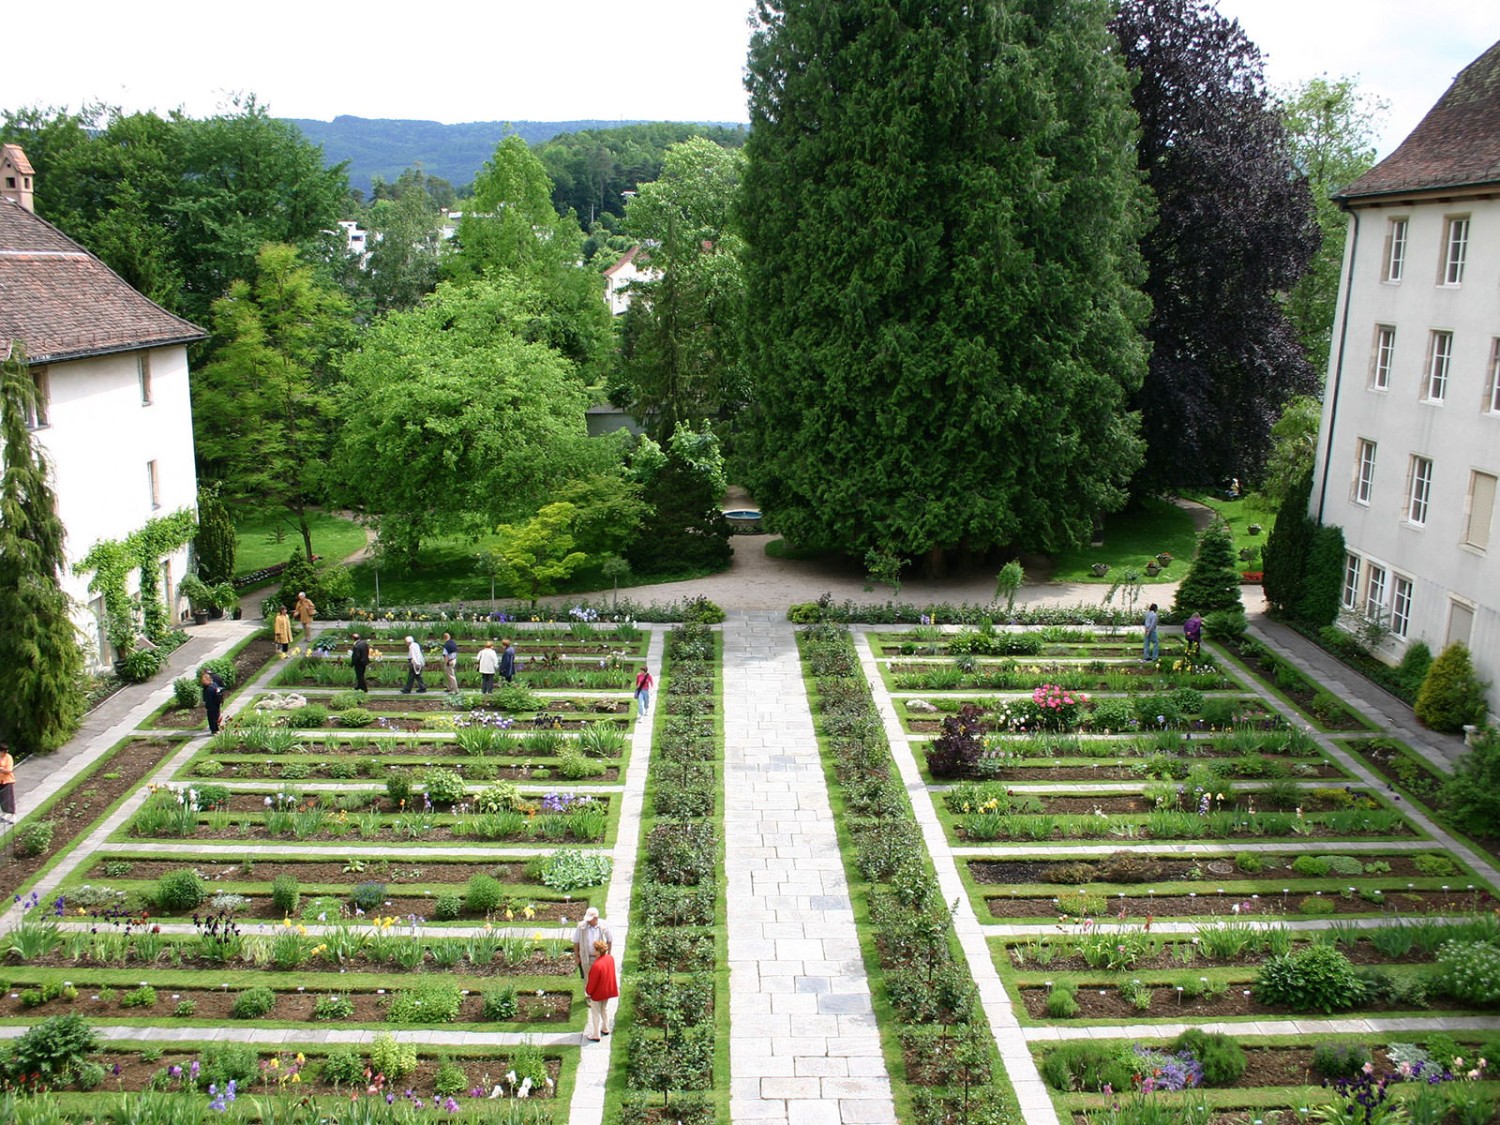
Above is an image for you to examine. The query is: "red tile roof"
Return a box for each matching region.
[0,198,204,364]
[1340,38,1500,200]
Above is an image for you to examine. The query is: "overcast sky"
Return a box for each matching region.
[4,2,1495,157]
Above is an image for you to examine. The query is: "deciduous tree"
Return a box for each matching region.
[740,0,1150,566]
[0,344,85,754]
[1113,0,1320,491]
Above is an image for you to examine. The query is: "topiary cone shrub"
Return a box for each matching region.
[1173,519,1242,615]
[1414,642,1489,733]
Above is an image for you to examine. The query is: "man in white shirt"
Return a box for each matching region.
[402,635,427,693]
[477,640,500,694]
[573,906,612,980]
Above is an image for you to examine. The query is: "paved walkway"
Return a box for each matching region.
[723,613,897,1125]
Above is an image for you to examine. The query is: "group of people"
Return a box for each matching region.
[386,634,518,695]
[271,593,318,653]
[1141,603,1203,661]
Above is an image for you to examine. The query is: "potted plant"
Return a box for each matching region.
[211,581,240,620]
[179,575,215,625]
[1144,562,1161,577]
[1247,524,1262,536]
[1155,552,1173,567]
[1091,563,1111,577]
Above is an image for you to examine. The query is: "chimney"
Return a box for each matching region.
[1,144,36,212]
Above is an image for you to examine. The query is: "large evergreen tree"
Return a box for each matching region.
[1113,0,1319,491]
[740,0,1150,567]
[0,344,85,754]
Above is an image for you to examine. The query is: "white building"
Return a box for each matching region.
[0,148,206,667]
[602,245,658,316]
[1310,40,1500,711]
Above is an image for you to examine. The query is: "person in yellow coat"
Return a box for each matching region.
[293,591,317,641]
[272,607,293,653]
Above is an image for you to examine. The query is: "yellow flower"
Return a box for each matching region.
[281,916,291,928]
[269,1058,279,1069]
[290,1073,301,1084]
[295,1054,305,1064]
[522,905,536,920]
[532,931,543,941]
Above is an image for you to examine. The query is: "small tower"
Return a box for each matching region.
[1,144,35,212]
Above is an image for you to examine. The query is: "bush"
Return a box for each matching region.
[337,707,375,728]
[321,1048,365,1087]
[1311,1042,1370,1078]
[539,849,613,891]
[474,781,527,814]
[271,874,300,916]
[1255,944,1364,1013]
[926,704,986,778]
[1432,941,1500,1005]
[172,676,200,709]
[435,893,462,920]
[1173,1029,1246,1086]
[116,647,164,683]
[290,704,327,728]
[483,988,518,1020]
[465,874,504,914]
[200,1042,259,1086]
[1173,519,1242,616]
[196,656,238,690]
[13,819,54,858]
[1040,1041,1134,1091]
[434,1059,469,1097]
[231,987,277,1019]
[5,1013,98,1084]
[1296,525,1346,628]
[1089,698,1135,731]
[351,882,387,912]
[155,870,206,912]
[1415,643,1489,733]
[422,767,467,806]
[1203,608,1248,641]
[1046,983,1080,1018]
[1398,642,1435,695]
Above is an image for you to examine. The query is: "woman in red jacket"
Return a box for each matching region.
[584,938,617,1041]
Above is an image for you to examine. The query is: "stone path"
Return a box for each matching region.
[723,613,897,1125]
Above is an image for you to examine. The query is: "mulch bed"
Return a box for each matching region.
[955,763,1344,781]
[20,948,578,979]
[204,762,622,783]
[0,740,180,901]
[988,888,1490,919]
[969,793,1371,816]
[970,853,1448,885]
[1009,942,1433,972]
[86,859,533,884]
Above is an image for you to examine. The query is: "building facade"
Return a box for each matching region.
[1311,40,1500,711]
[1,155,205,667]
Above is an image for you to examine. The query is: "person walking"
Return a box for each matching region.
[351,633,370,692]
[584,939,618,1042]
[634,666,654,716]
[402,635,427,693]
[573,906,612,980]
[499,638,516,684]
[0,742,16,823]
[477,640,500,694]
[272,606,293,654]
[200,670,226,734]
[1142,603,1160,662]
[441,632,460,694]
[293,592,317,641]
[1183,611,1204,657]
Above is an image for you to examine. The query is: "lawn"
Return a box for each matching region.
[1186,490,1278,571]
[232,509,368,580]
[1047,496,1199,584]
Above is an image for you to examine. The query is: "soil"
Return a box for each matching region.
[129,821,604,845]
[987,888,1490,919]
[0,740,179,901]
[970,853,1459,886]
[85,858,535,885]
[1010,940,1435,973]
[964,792,1374,816]
[19,946,579,980]
[202,761,622,784]
[908,713,1279,735]
[248,696,631,717]
[960,764,1344,781]
[2,986,572,1025]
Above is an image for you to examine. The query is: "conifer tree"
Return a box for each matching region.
[739,0,1150,567]
[193,484,237,585]
[1173,519,1243,615]
[0,344,85,754]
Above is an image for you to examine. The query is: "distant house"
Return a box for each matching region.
[1310,39,1500,712]
[0,148,206,667]
[602,245,658,315]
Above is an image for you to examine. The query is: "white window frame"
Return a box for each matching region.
[1371,325,1396,390]
[1342,553,1361,610]
[1383,217,1408,282]
[1354,439,1377,505]
[24,367,49,429]
[147,460,161,510]
[1424,331,1452,403]
[137,352,153,406]
[1364,564,1387,622]
[1390,575,1413,640]
[1486,338,1500,415]
[1441,215,1470,286]
[1405,455,1433,526]
[1465,470,1497,552]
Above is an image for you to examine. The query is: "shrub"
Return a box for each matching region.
[290,704,327,728]
[231,987,277,1019]
[337,707,375,728]
[321,1048,365,1087]
[1412,854,1459,877]
[1441,727,1500,837]
[1040,1041,1133,1092]
[539,848,613,891]
[5,1013,98,1084]
[1255,944,1364,1013]
[1173,1029,1246,1086]
[271,874,300,916]
[483,988,518,1020]
[434,1059,469,1097]
[1089,698,1135,731]
[117,647,164,683]
[465,874,504,914]
[1311,1042,1370,1078]
[313,993,355,1021]
[1431,941,1500,1005]
[351,882,387,912]
[1045,983,1080,1018]
[1415,643,1489,733]
[1397,642,1435,695]
[386,981,462,1023]
[196,656,238,690]
[1173,519,1243,616]
[1235,852,1263,873]
[422,767,467,806]
[474,780,527,814]
[435,894,462,920]
[155,870,205,912]
[1203,608,1248,640]
[172,676,200,709]
[13,819,54,858]
[200,1042,259,1086]
[76,1060,106,1090]
[926,704,986,778]
[119,985,157,1008]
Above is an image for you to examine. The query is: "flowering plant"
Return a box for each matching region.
[1031,683,1089,731]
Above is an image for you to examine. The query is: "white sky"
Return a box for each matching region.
[4,1,1496,156]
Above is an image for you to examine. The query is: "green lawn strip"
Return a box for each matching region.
[1047,496,1200,584]
[233,509,369,581]
[5,737,188,903]
[798,628,1022,1122]
[1185,490,1279,562]
[604,625,727,1125]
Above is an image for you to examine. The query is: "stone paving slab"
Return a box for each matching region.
[725,615,895,1125]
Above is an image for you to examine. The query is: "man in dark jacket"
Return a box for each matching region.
[499,638,517,683]
[351,633,370,692]
[200,671,226,734]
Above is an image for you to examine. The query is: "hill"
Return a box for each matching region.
[283,115,746,198]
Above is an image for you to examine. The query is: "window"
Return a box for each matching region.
[1391,576,1413,639]
[1486,339,1500,414]
[137,353,152,406]
[1365,564,1387,621]
[1405,456,1433,525]
[1466,471,1497,551]
[1371,326,1396,390]
[1441,215,1470,285]
[1342,553,1361,610]
[24,368,49,428]
[1383,218,1408,281]
[1354,439,1377,504]
[147,460,160,510]
[1424,331,1452,402]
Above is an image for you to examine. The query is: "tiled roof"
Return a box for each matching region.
[1,143,34,175]
[1340,38,1500,200]
[0,198,204,364]
[602,245,645,277]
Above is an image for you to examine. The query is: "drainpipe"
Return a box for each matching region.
[1316,202,1361,524]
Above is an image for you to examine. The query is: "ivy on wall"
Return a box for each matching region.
[74,508,197,652]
